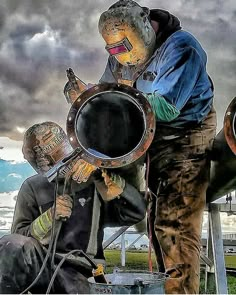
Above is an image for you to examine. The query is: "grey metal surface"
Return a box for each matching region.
[207,129,236,203]
[126,233,145,250]
[121,232,126,267]
[205,208,216,293]
[209,203,228,294]
[102,226,129,249]
[201,253,214,268]
[88,271,168,294]
[211,203,236,213]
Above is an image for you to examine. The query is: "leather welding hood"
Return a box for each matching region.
[22,121,73,174]
[98,0,156,66]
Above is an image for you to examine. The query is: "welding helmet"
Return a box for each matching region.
[22,122,74,175]
[98,0,156,66]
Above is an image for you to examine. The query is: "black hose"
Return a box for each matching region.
[50,177,69,271]
[20,172,60,294]
[46,249,97,294]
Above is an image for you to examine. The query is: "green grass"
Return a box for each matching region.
[104,250,236,294]
[105,249,156,272]
[225,255,236,268]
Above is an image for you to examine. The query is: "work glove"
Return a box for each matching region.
[70,158,97,183]
[94,169,126,201]
[35,155,97,183]
[30,195,73,241]
[67,81,94,104]
[145,93,180,122]
[51,194,73,221]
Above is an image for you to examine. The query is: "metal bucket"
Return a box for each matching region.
[88,271,168,294]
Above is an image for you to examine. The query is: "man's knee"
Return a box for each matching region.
[0,234,39,253]
[0,234,44,293]
[0,234,43,267]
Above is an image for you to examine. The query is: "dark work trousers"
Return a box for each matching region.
[148,109,216,294]
[0,234,92,294]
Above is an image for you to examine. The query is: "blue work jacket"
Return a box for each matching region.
[100,30,214,127]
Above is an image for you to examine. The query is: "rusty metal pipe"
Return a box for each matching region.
[66,82,156,169]
[207,97,236,202]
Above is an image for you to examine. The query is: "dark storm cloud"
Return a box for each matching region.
[0,4,7,31]
[0,0,116,139]
[0,0,235,140]
[176,0,236,124]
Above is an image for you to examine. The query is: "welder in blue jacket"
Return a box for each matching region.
[97,0,217,293]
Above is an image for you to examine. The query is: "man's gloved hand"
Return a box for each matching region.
[70,159,97,183]
[51,194,73,221]
[67,81,95,104]
[30,194,73,241]
[95,169,126,201]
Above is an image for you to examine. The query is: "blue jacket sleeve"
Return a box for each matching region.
[99,57,117,84]
[153,45,203,110]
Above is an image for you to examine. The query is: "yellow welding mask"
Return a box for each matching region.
[98,0,156,66]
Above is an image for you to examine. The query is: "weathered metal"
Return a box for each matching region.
[204,204,228,294]
[223,97,236,155]
[207,97,236,202]
[88,271,168,294]
[67,82,156,169]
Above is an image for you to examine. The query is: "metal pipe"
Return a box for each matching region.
[207,97,236,202]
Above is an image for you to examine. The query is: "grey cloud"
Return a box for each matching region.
[0,0,235,140]
[0,4,7,31]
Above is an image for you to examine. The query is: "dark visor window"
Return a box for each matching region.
[106,38,132,56]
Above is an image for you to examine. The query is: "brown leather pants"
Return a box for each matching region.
[148,110,216,294]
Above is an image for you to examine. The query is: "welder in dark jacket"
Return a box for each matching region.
[0,122,146,294]
[96,0,217,294]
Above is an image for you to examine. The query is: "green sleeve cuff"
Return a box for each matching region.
[30,209,52,240]
[145,93,180,122]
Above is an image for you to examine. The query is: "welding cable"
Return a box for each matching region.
[49,163,74,271]
[20,171,60,294]
[144,153,154,272]
[50,222,62,271]
[46,249,98,294]
[50,177,70,271]
[145,153,166,274]
[148,180,163,271]
[144,153,150,202]
[48,221,62,295]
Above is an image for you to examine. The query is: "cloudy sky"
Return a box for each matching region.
[0,0,235,160]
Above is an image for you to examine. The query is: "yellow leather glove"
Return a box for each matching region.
[95,170,125,201]
[70,159,97,183]
[51,194,73,221]
[30,195,72,240]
